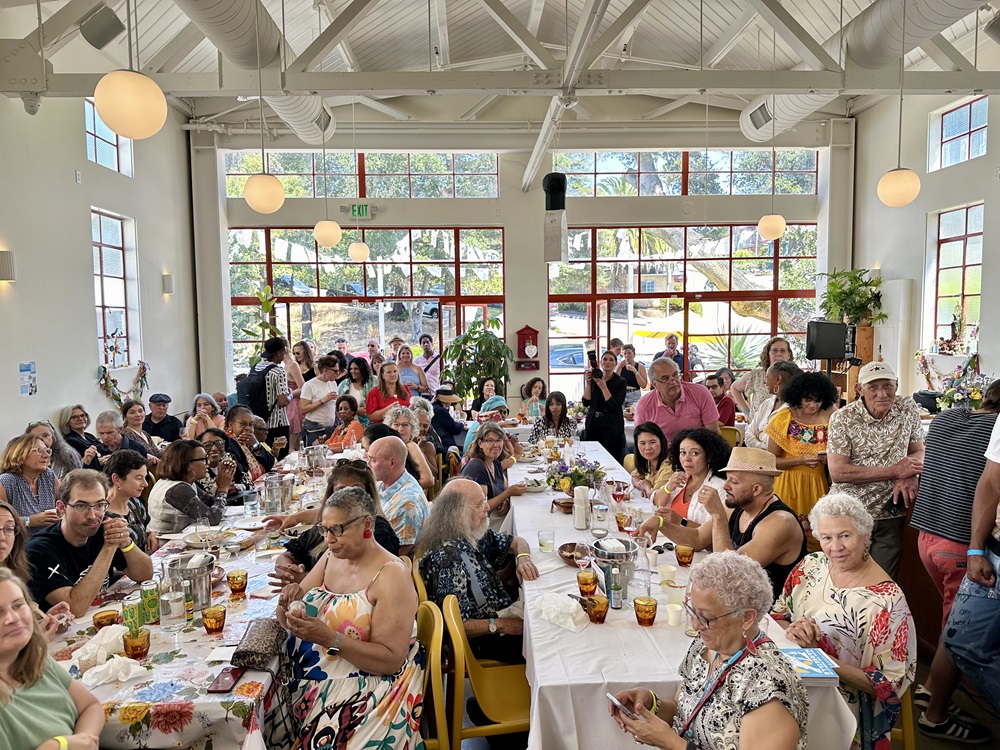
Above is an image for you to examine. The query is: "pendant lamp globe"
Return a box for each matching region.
[243,174,286,214]
[348,242,370,263]
[313,220,343,247]
[877,167,921,208]
[94,71,167,140]
[757,214,787,242]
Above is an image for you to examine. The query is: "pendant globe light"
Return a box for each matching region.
[243,0,285,214]
[877,0,920,207]
[757,31,786,242]
[347,97,369,262]
[94,0,166,140]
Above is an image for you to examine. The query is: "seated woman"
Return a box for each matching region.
[463,396,524,457]
[470,377,499,417]
[365,362,412,424]
[196,428,238,497]
[103,449,156,553]
[518,377,547,420]
[224,406,274,486]
[630,422,672,497]
[384,404,436,490]
[58,404,101,470]
[0,568,105,748]
[25,421,81,480]
[119,401,162,462]
[610,551,808,750]
[0,434,60,535]
[416,478,538,663]
[325,395,365,452]
[268,460,400,590]
[653,427,731,525]
[430,388,466,450]
[269,487,423,750]
[184,392,226,440]
[528,391,576,444]
[395,345,431,397]
[462,422,526,531]
[338,357,377,426]
[772,493,916,750]
[147,440,229,535]
[410,397,444,455]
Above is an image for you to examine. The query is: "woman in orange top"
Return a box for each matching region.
[326,395,365,453]
[653,427,731,526]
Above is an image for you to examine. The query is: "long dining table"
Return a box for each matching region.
[505,441,856,750]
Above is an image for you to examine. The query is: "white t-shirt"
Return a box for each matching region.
[985,417,1000,539]
[300,378,340,426]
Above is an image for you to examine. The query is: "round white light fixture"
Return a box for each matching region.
[94,70,167,140]
[348,242,370,262]
[313,220,342,247]
[243,174,286,214]
[876,167,921,208]
[757,214,787,242]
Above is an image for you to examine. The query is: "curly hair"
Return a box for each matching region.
[782,371,839,410]
[633,422,669,477]
[336,395,358,415]
[757,336,795,369]
[668,428,732,474]
[385,405,419,440]
[520,377,547,402]
[690,550,774,623]
[809,492,874,539]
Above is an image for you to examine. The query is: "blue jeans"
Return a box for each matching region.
[943,548,1000,712]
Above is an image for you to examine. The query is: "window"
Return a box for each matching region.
[85,99,132,176]
[940,97,987,168]
[551,150,818,197]
[225,151,358,198]
[935,203,983,341]
[92,210,137,367]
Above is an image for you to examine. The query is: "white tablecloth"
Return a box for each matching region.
[506,442,856,750]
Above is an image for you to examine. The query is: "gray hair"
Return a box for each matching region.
[689,550,774,623]
[58,404,89,433]
[414,479,481,557]
[323,486,376,519]
[410,397,432,417]
[191,392,219,416]
[649,357,679,378]
[767,360,803,384]
[384,405,419,437]
[809,492,874,538]
[94,410,123,429]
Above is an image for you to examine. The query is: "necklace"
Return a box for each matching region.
[829,557,870,589]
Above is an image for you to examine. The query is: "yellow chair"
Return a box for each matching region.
[412,557,429,604]
[399,556,413,575]
[441,595,530,750]
[720,425,743,448]
[623,453,635,473]
[890,688,915,750]
[415,601,448,750]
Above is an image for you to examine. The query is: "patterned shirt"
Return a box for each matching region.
[418,530,514,619]
[253,360,290,429]
[377,471,429,545]
[828,396,924,521]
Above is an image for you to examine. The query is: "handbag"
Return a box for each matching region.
[231,617,286,671]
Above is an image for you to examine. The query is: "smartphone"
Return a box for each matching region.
[607,692,643,721]
[208,666,246,693]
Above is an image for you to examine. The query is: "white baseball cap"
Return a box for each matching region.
[857,361,897,385]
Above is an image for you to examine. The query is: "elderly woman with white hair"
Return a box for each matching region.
[384,404,436,490]
[610,550,808,749]
[771,492,916,750]
[184,392,225,440]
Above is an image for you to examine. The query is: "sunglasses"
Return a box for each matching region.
[335,458,370,470]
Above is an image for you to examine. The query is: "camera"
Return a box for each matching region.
[587,348,603,380]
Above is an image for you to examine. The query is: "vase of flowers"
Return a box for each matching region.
[937,354,990,410]
[546,457,606,496]
[567,401,587,421]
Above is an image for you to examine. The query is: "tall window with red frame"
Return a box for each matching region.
[935,203,983,342]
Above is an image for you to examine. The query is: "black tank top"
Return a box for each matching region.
[727,497,806,601]
[620,365,640,389]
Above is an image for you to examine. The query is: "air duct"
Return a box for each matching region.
[172,0,335,146]
[739,0,990,142]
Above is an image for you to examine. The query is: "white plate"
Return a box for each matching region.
[523,484,547,493]
[234,517,267,531]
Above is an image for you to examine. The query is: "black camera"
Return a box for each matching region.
[587,348,603,379]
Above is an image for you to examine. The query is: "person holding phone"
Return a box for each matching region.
[583,350,627,462]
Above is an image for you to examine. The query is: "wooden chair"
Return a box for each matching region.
[441,595,530,750]
[399,556,413,575]
[720,425,743,448]
[415,601,448,750]
[412,557,429,604]
[890,687,915,750]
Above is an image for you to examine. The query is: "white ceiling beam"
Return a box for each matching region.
[583,0,655,70]
[744,0,842,72]
[478,0,558,69]
[337,39,360,72]
[641,94,695,119]
[522,97,564,192]
[21,0,103,56]
[921,34,974,73]
[705,8,758,68]
[460,94,501,119]
[527,0,546,36]
[143,22,205,74]
[356,95,411,119]
[289,0,378,73]
[434,0,450,67]
[573,102,593,119]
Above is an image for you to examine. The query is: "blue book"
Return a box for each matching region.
[780,648,840,685]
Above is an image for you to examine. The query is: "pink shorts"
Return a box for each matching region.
[917,529,968,628]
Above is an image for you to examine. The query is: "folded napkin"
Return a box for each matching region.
[533,555,566,577]
[597,538,626,553]
[248,585,279,599]
[72,623,128,667]
[535,593,589,633]
[81,655,147,688]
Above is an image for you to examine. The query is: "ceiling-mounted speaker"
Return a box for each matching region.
[80,5,125,51]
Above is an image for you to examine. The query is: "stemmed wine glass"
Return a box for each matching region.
[196,516,211,549]
[573,542,592,571]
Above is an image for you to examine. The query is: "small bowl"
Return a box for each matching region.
[557,542,581,567]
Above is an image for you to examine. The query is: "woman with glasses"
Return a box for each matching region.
[24,421,81,480]
[225,405,275,485]
[0,435,60,536]
[731,336,796,415]
[610,551,808,750]
[195,428,238,497]
[118,401,162,461]
[338,357,376,426]
[147,440,228,535]
[384,404,436,490]
[269,487,424,750]
[103,450,155,554]
[462,422,526,530]
[57,404,102,470]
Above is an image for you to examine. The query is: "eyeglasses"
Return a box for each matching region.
[651,373,681,384]
[479,438,503,445]
[202,441,226,451]
[318,516,366,538]
[33,447,52,456]
[335,458,370,470]
[190,457,208,463]
[682,601,737,629]
[229,420,252,431]
[70,413,88,421]
[27,420,53,429]
[0,525,18,538]
[66,501,110,514]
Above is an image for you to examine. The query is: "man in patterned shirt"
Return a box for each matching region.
[827,362,924,577]
[368,435,429,556]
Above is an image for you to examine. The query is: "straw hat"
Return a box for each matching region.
[719,447,782,476]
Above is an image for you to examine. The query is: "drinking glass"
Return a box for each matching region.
[122,628,150,660]
[202,604,227,635]
[573,542,592,571]
[195,516,211,548]
[227,569,248,599]
[537,529,555,553]
[675,544,695,567]
[634,597,657,627]
[92,609,120,631]
[586,595,609,624]
[577,569,598,597]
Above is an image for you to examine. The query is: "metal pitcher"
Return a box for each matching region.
[161,552,216,612]
[591,537,639,600]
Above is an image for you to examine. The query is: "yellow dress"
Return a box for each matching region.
[765,407,829,552]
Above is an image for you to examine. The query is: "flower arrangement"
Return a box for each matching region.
[546,456,606,494]
[937,354,991,410]
[567,401,587,420]
[914,352,933,390]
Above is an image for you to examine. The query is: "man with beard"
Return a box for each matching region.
[640,447,805,599]
[26,469,153,614]
[415,479,538,663]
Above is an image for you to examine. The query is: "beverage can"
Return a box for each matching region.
[122,594,143,634]
[140,580,160,624]
[183,579,194,621]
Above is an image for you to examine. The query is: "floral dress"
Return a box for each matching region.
[771,553,916,750]
[265,560,426,750]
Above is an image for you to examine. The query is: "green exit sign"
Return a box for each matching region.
[348,203,372,220]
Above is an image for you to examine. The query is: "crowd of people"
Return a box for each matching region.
[2,329,1000,750]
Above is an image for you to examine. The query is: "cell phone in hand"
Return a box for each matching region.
[607,692,644,721]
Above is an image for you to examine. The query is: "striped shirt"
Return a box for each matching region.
[253,360,289,429]
[911,408,998,544]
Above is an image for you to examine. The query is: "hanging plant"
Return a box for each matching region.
[98,361,150,408]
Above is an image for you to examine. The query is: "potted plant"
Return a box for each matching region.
[441,317,515,401]
[818,268,888,325]
[240,285,283,368]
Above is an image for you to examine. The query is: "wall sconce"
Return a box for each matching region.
[0,251,16,282]
[161,273,174,295]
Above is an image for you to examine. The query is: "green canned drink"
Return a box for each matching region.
[183,579,194,622]
[140,580,160,625]
[122,594,142,635]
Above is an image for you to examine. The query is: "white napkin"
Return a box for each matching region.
[533,555,566,577]
[248,585,279,599]
[497,593,524,619]
[535,593,589,633]
[81,655,147,687]
[206,646,238,663]
[598,538,626,553]
[72,623,128,667]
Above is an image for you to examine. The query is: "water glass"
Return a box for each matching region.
[586,595,609,624]
[243,491,260,517]
[227,569,248,598]
[634,597,657,627]
[202,604,227,635]
[123,628,150,660]
[537,529,555,553]
[577,569,598,597]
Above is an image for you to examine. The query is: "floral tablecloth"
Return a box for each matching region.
[48,538,285,750]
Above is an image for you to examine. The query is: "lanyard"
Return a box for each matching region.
[679,632,771,738]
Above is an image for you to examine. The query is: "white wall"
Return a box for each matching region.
[0,97,199,437]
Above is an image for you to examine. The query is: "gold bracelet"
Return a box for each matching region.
[516,552,531,561]
[120,541,135,553]
[53,737,68,750]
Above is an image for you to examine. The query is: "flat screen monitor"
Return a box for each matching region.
[806,321,849,360]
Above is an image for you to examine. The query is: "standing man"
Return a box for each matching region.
[26,469,153,615]
[365,338,382,361]
[634,358,721,446]
[367,436,429,556]
[334,337,355,365]
[827,362,924,577]
[142,394,183,443]
[653,334,685,371]
[387,335,405,362]
[252,337,291,459]
[415,334,442,393]
[704,374,737,427]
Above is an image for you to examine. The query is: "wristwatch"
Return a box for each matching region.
[488,617,498,634]
[325,632,343,657]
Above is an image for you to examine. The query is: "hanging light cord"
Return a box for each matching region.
[771,30,777,216]
[895,0,907,169]
[352,96,359,233]
[125,0,134,71]
[254,0,266,168]
[319,9,330,222]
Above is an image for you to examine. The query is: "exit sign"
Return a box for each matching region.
[341,203,376,221]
